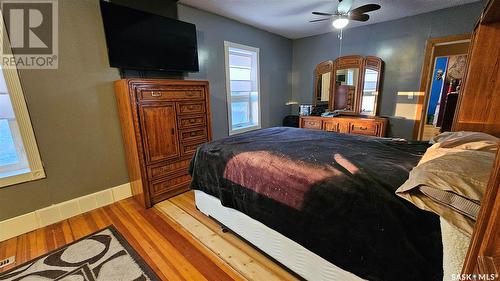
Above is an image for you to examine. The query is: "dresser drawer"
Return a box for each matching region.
[139,90,204,101]
[323,121,339,132]
[177,102,206,115]
[350,122,379,136]
[179,127,207,142]
[181,139,207,156]
[178,114,207,129]
[147,159,191,180]
[301,118,322,129]
[150,173,191,198]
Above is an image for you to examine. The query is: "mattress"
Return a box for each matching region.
[440,217,471,281]
[194,189,365,281]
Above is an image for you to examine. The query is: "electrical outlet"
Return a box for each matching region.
[0,256,15,269]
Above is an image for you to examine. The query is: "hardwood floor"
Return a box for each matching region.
[0,191,298,281]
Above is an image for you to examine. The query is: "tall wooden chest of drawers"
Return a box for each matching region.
[115,79,212,208]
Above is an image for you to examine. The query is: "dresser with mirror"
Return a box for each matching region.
[301,55,388,137]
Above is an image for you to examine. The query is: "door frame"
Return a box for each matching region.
[412,34,471,140]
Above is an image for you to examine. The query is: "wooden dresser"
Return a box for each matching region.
[115,79,212,208]
[300,116,388,137]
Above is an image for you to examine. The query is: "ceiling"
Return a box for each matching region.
[178,0,481,39]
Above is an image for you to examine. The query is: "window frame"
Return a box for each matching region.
[224,41,261,135]
[0,20,45,187]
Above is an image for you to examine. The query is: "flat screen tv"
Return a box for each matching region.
[100,1,199,72]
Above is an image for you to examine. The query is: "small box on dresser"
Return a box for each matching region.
[114,79,212,208]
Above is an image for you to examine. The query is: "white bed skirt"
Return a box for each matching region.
[194,190,364,281]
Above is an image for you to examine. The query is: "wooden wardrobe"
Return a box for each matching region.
[455,0,500,275]
[115,79,212,208]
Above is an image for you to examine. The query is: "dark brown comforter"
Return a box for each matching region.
[189,127,442,281]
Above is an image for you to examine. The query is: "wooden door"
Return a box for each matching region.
[139,103,180,164]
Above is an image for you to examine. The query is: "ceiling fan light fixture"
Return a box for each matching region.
[332,17,349,29]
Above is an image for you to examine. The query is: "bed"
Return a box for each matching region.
[189,127,443,281]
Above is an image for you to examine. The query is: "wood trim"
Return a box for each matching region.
[412,34,471,140]
[482,0,500,24]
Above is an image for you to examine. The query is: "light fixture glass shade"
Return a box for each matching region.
[332,18,349,29]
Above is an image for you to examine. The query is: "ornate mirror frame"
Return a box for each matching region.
[313,60,334,106]
[359,56,383,116]
[331,55,365,115]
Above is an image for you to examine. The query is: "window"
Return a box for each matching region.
[0,26,45,187]
[224,41,261,135]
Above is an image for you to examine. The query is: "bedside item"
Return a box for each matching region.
[283,115,300,127]
[321,110,343,117]
[311,103,328,116]
[114,79,212,208]
[299,104,313,116]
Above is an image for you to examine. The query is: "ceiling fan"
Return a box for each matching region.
[310,0,381,29]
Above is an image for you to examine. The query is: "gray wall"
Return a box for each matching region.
[292,2,483,139]
[0,0,126,221]
[0,0,292,220]
[179,4,293,139]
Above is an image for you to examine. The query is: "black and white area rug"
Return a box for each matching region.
[0,226,159,281]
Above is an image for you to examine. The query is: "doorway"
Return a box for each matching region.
[413,35,471,140]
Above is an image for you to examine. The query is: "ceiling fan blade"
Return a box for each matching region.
[348,13,369,22]
[312,11,334,16]
[309,18,330,22]
[337,0,354,14]
[350,4,381,15]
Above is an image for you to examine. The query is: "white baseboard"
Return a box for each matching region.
[0,183,132,242]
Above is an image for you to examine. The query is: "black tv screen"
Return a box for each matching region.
[100,1,199,72]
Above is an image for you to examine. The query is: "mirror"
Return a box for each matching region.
[360,57,383,116]
[334,68,360,112]
[313,60,334,105]
[313,56,383,116]
[360,69,379,116]
[316,72,332,103]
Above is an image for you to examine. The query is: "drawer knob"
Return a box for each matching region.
[189,119,196,123]
[151,92,162,97]
[186,92,196,97]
